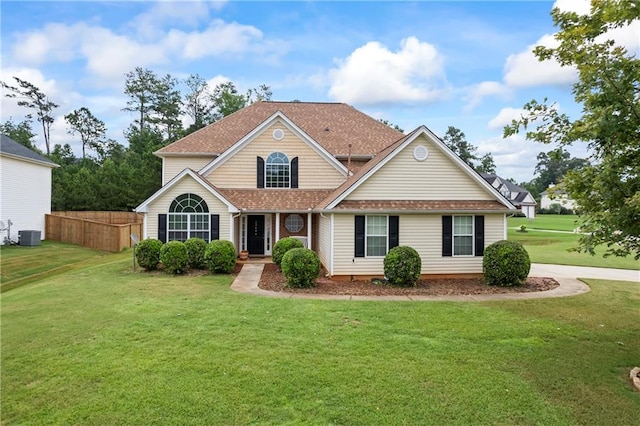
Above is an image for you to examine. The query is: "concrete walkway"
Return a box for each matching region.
[230,263,639,302]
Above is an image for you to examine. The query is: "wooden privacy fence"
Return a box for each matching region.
[46,212,143,252]
[51,211,143,224]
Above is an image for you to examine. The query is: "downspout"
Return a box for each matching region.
[231,212,241,251]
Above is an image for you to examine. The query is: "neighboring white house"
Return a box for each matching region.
[480,173,537,218]
[0,134,58,242]
[540,187,577,211]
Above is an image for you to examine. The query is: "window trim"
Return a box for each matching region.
[452,215,474,257]
[167,193,210,242]
[265,152,290,188]
[365,215,388,258]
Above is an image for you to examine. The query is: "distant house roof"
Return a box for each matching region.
[480,173,535,206]
[156,101,405,158]
[0,134,58,167]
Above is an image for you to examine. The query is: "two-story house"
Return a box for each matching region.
[135,102,516,278]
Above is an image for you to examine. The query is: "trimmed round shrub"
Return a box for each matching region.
[483,240,531,287]
[383,246,422,287]
[135,238,163,271]
[281,247,320,288]
[205,240,237,273]
[272,237,304,266]
[184,237,207,269]
[160,241,188,274]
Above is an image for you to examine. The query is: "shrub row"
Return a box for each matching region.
[135,238,236,275]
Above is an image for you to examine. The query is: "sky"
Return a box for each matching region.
[1,0,638,183]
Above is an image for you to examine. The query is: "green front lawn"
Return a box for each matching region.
[2,248,639,425]
[508,216,639,270]
[0,241,113,292]
[510,214,581,232]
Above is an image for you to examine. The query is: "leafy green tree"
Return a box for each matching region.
[504,0,640,259]
[379,119,404,133]
[1,77,59,154]
[210,81,272,120]
[442,126,496,173]
[476,153,496,174]
[150,74,182,143]
[64,107,107,159]
[442,126,479,167]
[183,74,214,134]
[123,67,161,133]
[0,118,38,151]
[532,148,589,194]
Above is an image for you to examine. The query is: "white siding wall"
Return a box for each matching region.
[0,156,53,241]
[163,156,214,185]
[145,175,230,241]
[332,213,506,276]
[347,134,493,201]
[206,121,346,189]
[317,213,332,273]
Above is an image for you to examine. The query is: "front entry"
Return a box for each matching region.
[247,215,265,255]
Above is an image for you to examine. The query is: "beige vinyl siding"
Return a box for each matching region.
[317,213,332,272]
[206,121,345,189]
[163,156,214,185]
[347,134,494,201]
[331,213,505,276]
[145,175,230,241]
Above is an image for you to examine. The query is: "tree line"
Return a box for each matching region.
[1,68,272,211]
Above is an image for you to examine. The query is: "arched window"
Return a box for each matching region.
[265,152,290,188]
[168,193,210,242]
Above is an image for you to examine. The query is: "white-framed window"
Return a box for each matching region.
[366,215,387,257]
[285,214,304,233]
[265,152,290,188]
[168,193,209,242]
[453,215,473,256]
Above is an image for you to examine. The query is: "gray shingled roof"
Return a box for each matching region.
[0,134,58,167]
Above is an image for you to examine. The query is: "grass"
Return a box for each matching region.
[2,245,639,425]
[509,214,582,232]
[0,241,115,292]
[508,215,639,270]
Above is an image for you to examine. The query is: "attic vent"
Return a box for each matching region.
[413,145,429,161]
[273,129,285,140]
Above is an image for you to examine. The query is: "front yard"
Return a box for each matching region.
[1,243,639,424]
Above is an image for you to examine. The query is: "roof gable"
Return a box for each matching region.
[320,126,515,210]
[156,101,404,158]
[0,134,58,168]
[198,111,348,178]
[135,168,238,213]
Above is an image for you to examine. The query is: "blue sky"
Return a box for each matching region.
[2,1,636,183]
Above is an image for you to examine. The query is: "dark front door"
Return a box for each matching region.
[247,215,265,255]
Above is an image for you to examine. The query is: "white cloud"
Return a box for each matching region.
[328,36,449,105]
[6,13,273,88]
[503,34,578,88]
[487,107,526,130]
[553,0,591,15]
[167,20,264,60]
[130,0,215,39]
[464,81,511,111]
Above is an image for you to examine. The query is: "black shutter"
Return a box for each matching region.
[389,216,399,249]
[257,156,264,188]
[474,215,485,256]
[158,214,167,243]
[210,214,220,241]
[354,215,365,257]
[291,157,298,188]
[442,215,452,257]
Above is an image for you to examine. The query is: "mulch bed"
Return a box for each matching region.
[257,263,559,296]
